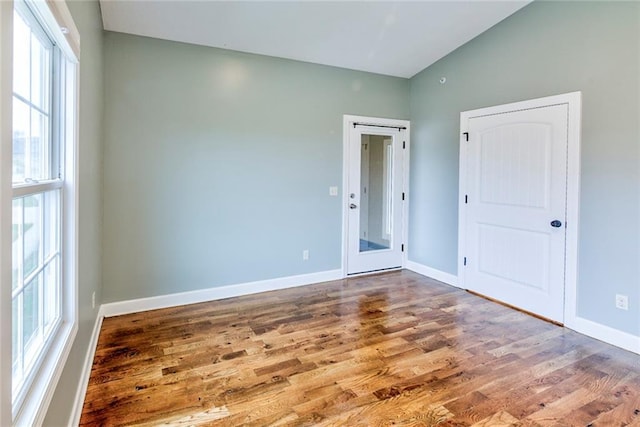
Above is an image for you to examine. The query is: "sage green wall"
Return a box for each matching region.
[102,32,409,302]
[409,1,639,335]
[44,0,104,424]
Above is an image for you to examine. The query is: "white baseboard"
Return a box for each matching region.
[99,269,343,318]
[406,260,459,288]
[68,312,103,426]
[565,315,640,355]
[406,261,639,354]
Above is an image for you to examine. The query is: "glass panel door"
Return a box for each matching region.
[359,134,393,252]
[346,119,407,276]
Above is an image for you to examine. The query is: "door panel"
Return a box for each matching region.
[479,123,551,209]
[347,125,405,275]
[477,223,550,291]
[463,104,568,322]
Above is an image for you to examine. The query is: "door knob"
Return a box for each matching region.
[349,203,358,209]
[550,220,562,228]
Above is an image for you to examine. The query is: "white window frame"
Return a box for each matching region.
[1,0,79,425]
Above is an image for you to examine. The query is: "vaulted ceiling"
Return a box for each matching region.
[99,1,531,78]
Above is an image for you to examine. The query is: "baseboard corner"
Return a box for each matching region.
[406,260,459,288]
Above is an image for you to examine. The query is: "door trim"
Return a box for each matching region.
[458,91,582,325]
[342,115,410,278]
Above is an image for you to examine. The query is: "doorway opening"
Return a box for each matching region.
[342,115,410,276]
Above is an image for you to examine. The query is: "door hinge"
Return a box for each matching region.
[402,192,405,201]
[465,195,468,204]
[401,244,405,252]
[463,257,467,266]
[463,132,469,142]
[403,141,406,149]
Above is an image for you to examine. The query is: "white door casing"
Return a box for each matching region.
[343,115,410,276]
[459,92,581,324]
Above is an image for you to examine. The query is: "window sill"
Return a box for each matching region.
[13,319,77,427]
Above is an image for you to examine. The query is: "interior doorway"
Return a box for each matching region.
[343,115,410,276]
[458,92,582,323]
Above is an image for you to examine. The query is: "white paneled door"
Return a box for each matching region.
[459,101,573,323]
[344,117,409,275]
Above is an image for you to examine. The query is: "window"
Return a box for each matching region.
[10,0,78,424]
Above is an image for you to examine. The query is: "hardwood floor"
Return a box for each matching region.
[80,271,640,426]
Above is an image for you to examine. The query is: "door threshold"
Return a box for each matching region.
[346,266,402,278]
[466,289,563,326]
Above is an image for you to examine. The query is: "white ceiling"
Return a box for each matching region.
[99,1,531,79]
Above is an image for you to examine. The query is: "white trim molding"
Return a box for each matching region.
[24,322,77,426]
[458,91,582,326]
[68,314,103,427]
[406,261,639,354]
[29,0,79,61]
[342,114,410,277]
[406,261,459,288]
[100,269,343,318]
[0,2,13,425]
[566,315,640,355]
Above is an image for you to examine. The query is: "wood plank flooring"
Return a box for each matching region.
[80,271,640,426]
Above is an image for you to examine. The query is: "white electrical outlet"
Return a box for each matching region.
[92,291,96,309]
[302,249,309,261]
[615,294,628,310]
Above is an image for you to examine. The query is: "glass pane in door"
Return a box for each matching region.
[359,134,393,252]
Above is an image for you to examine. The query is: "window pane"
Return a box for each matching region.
[13,10,30,100]
[23,193,42,279]
[12,97,29,183]
[30,33,51,112]
[12,198,23,291]
[23,275,41,356]
[30,109,49,180]
[12,102,52,183]
[12,7,53,184]
[44,190,59,259]
[43,257,59,329]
